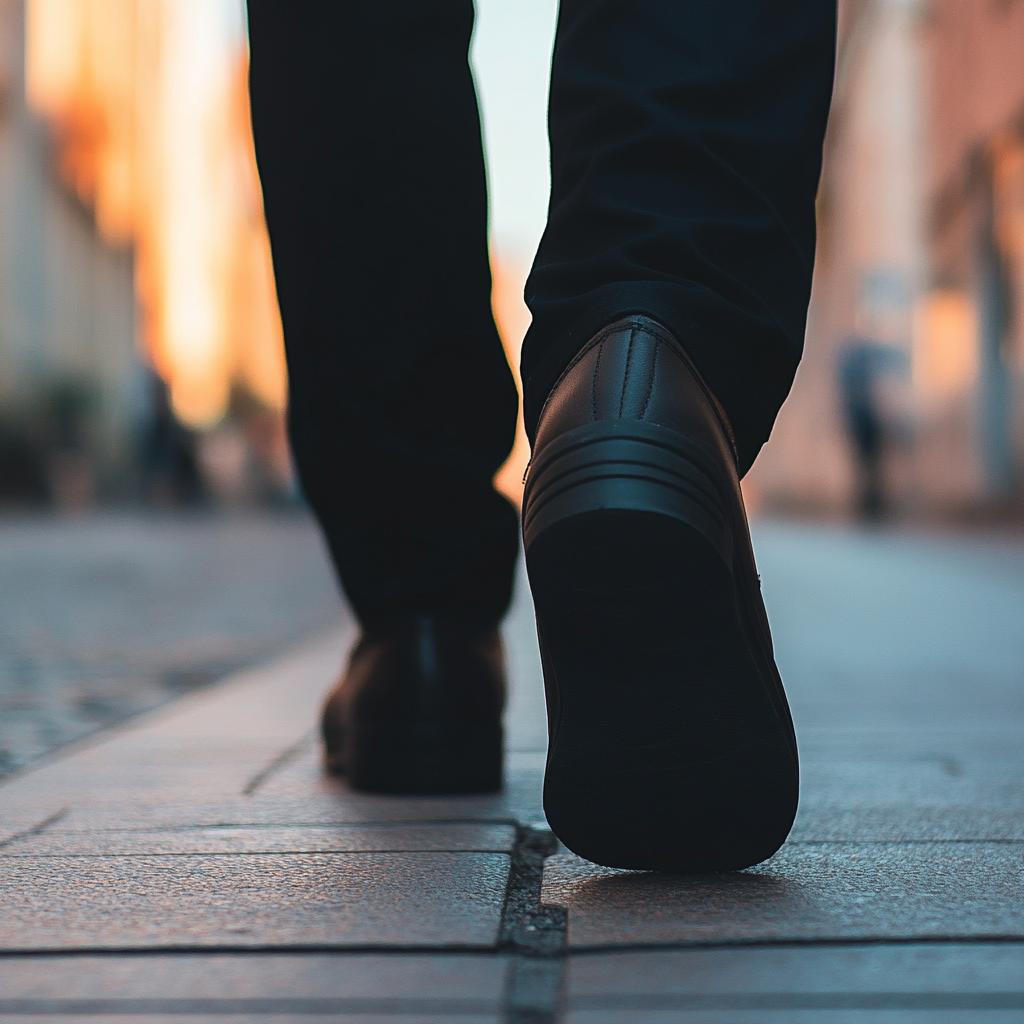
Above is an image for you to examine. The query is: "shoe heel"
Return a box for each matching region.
[524,424,797,873]
[522,421,733,567]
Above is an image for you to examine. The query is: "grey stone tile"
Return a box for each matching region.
[0,852,510,949]
[789,726,1024,842]
[0,636,349,826]
[0,951,507,1023]
[25,797,515,833]
[0,1017,500,1024]
[0,951,508,999]
[2,823,517,856]
[543,844,1024,947]
[248,745,545,826]
[790,806,1024,843]
[753,524,1024,734]
[566,943,1024,995]
[0,806,71,848]
[26,757,543,833]
[565,1012,1024,1023]
[565,941,1024,1022]
[0,513,347,780]
[798,749,1024,812]
[4,746,300,805]
[797,725,1024,761]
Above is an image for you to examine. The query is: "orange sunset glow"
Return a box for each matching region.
[25,0,286,428]
[22,0,532,506]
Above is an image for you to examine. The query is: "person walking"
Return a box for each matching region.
[246,0,835,873]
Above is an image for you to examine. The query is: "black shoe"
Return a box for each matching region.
[321,614,506,794]
[523,315,798,872]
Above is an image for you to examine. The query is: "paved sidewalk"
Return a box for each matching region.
[1,522,1023,1021]
[0,512,342,779]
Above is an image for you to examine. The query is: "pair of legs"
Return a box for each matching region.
[247,0,835,871]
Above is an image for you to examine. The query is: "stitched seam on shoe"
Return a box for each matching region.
[638,339,658,421]
[638,318,740,465]
[534,317,639,436]
[618,324,637,417]
[591,338,606,422]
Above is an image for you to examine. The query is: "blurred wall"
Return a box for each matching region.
[747,0,1024,520]
[0,0,136,499]
[25,0,286,431]
[0,0,294,505]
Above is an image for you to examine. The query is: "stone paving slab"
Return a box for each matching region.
[565,942,1024,995]
[0,954,507,1023]
[0,635,344,831]
[755,526,1024,735]
[0,952,505,1022]
[789,806,1024,842]
[0,628,528,952]
[564,1005,1024,1021]
[0,523,1023,1020]
[562,943,1024,1021]
[789,727,1024,842]
[3,823,517,856]
[0,1015,503,1024]
[0,851,510,950]
[2,945,1023,1021]
[0,513,345,779]
[0,951,509,999]
[0,1015,499,1024]
[543,843,1024,947]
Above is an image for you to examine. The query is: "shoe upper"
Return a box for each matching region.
[524,315,789,754]
[531,315,739,481]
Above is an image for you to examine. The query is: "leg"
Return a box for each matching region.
[248,0,519,628]
[248,1,519,793]
[522,0,835,870]
[523,0,836,475]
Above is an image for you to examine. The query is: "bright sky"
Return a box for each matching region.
[472,0,559,263]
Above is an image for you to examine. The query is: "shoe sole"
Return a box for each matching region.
[335,722,503,795]
[524,422,798,872]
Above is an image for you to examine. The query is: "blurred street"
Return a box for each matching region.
[0,512,343,779]
[1,517,1023,1019]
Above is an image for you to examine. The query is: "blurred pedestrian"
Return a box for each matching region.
[838,339,906,521]
[138,371,203,506]
[247,0,835,873]
[838,339,884,519]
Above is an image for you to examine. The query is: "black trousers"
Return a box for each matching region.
[247,0,835,627]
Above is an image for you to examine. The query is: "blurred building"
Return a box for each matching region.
[747,0,1024,520]
[0,0,136,501]
[0,0,293,504]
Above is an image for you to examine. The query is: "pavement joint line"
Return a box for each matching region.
[3,937,1024,960]
[0,808,70,850]
[499,825,567,957]
[498,825,568,1024]
[241,730,317,796]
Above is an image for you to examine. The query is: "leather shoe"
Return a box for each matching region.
[321,613,506,794]
[523,315,798,872]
